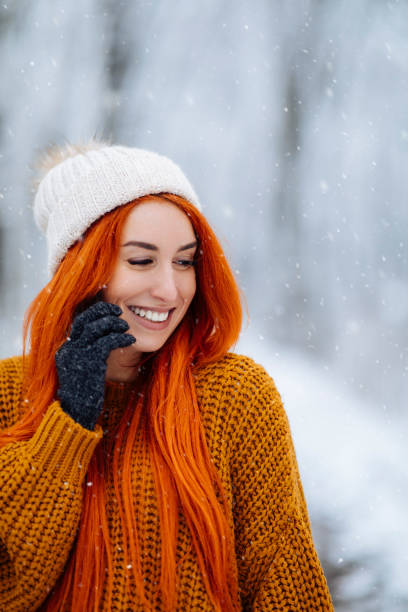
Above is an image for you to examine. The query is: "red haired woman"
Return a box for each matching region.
[0,143,333,611]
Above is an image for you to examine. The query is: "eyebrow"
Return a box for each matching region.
[121,240,198,252]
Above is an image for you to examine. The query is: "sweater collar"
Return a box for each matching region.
[100,379,143,434]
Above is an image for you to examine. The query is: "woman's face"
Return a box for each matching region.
[103,198,197,363]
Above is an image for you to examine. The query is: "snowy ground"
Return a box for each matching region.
[236,330,408,611]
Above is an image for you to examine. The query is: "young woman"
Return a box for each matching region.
[0,142,333,611]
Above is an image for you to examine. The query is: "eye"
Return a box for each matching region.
[174,259,196,268]
[127,258,153,266]
[126,258,196,268]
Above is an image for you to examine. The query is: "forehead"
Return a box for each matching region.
[121,198,196,243]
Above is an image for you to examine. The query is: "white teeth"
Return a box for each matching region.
[130,306,170,322]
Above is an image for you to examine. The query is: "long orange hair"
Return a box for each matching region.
[0,194,243,611]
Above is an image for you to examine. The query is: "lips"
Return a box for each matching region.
[128,305,171,322]
[128,305,172,313]
[126,305,175,331]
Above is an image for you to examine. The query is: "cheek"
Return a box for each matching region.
[183,273,197,306]
[103,272,139,302]
[102,280,120,303]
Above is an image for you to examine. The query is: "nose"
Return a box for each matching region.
[150,264,178,302]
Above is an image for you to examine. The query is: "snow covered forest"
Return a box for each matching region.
[0,1,407,609]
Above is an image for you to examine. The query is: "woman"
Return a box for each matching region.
[0,142,333,611]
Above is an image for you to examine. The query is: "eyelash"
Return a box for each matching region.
[127,258,196,268]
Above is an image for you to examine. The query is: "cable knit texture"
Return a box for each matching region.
[0,354,333,611]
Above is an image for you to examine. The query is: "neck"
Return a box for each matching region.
[106,348,143,383]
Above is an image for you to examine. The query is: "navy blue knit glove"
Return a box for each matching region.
[55,301,136,430]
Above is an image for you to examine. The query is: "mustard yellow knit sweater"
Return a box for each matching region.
[0,354,333,611]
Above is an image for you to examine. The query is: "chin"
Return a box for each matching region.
[129,334,169,355]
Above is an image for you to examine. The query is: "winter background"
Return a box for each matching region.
[0,1,407,610]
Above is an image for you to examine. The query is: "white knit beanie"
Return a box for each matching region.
[33,143,201,275]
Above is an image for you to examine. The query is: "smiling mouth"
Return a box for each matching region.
[128,306,173,322]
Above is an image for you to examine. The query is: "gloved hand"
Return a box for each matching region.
[55,301,136,430]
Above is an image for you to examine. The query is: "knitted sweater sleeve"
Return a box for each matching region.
[228,361,333,611]
[0,357,102,611]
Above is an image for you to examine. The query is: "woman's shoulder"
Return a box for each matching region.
[193,352,282,412]
[194,352,274,387]
[0,356,26,418]
[0,355,25,381]
[194,353,287,460]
